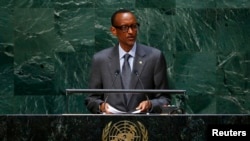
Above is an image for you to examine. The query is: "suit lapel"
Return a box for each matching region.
[107,45,123,89]
[107,43,148,107]
[127,43,147,105]
[129,43,147,89]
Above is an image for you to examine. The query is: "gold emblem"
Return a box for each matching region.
[102,120,148,141]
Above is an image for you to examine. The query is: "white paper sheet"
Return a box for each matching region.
[104,105,141,114]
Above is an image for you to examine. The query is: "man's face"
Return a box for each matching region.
[111,12,138,49]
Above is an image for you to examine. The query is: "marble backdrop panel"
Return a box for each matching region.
[0,50,14,114]
[13,8,57,96]
[216,0,250,8]
[54,8,95,51]
[216,9,250,55]
[217,95,250,114]
[135,8,176,53]
[174,52,217,114]
[216,51,250,114]
[13,0,54,8]
[54,52,91,113]
[0,9,13,44]
[95,8,118,51]
[0,0,13,8]
[0,9,14,114]
[176,0,250,8]
[175,8,217,52]
[0,1,249,114]
[95,0,134,8]
[54,0,95,9]
[216,9,250,100]
[176,0,216,8]
[136,0,175,8]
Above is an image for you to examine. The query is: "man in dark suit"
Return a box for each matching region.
[85,9,171,114]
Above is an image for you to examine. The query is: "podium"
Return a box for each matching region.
[3,114,250,140]
[65,89,186,114]
[2,90,249,140]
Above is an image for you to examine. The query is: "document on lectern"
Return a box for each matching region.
[105,104,141,114]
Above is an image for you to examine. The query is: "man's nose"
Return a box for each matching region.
[127,27,133,33]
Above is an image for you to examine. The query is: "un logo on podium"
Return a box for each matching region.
[102,120,148,141]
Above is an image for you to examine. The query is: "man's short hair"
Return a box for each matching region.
[111,9,133,26]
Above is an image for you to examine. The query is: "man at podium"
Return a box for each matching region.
[85,9,171,114]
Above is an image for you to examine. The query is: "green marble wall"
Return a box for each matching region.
[0,0,249,114]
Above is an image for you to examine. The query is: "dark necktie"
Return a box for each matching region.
[121,54,131,89]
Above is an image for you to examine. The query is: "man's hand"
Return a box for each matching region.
[136,100,152,112]
[100,102,112,114]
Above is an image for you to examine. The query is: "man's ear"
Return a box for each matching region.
[110,26,117,36]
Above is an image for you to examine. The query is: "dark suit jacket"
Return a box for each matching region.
[85,43,170,114]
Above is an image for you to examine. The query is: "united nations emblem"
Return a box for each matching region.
[102,120,148,141]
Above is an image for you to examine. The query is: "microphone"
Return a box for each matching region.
[103,70,120,114]
[134,70,150,115]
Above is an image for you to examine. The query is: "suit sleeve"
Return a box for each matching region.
[84,55,104,114]
[150,52,171,113]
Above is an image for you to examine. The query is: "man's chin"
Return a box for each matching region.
[127,41,136,46]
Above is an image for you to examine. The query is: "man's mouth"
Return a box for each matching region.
[127,36,135,40]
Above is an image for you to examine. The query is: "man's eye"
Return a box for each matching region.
[131,25,137,28]
[121,26,128,29]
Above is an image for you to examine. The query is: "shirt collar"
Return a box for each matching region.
[119,42,136,59]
